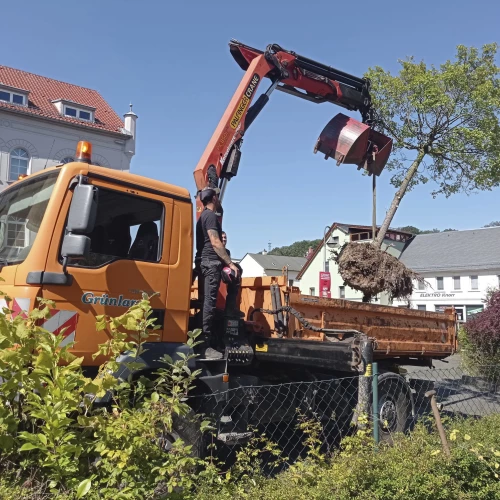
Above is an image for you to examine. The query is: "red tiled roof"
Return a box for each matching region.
[0,65,126,135]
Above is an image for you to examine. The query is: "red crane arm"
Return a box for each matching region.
[193,41,387,220]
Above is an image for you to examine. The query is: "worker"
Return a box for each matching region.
[221,231,242,315]
[196,187,240,359]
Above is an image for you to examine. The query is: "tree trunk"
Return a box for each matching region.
[374,150,426,248]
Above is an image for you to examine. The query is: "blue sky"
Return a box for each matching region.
[3,0,499,258]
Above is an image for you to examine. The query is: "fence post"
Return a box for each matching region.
[355,336,374,429]
[372,361,379,447]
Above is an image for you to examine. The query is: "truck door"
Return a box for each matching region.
[42,176,173,367]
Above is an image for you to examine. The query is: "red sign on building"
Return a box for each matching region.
[319,272,331,298]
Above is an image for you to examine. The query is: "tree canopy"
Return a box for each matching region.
[367,43,500,246]
[397,225,457,235]
[270,239,321,257]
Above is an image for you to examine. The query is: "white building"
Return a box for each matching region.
[394,227,500,322]
[297,223,413,305]
[0,64,136,191]
[239,253,307,286]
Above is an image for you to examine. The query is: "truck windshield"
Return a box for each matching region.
[0,171,59,265]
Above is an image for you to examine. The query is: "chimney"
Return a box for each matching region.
[123,103,138,158]
[306,246,314,259]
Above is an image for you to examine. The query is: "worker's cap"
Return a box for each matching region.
[199,186,220,202]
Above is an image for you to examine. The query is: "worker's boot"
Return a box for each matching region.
[196,334,223,360]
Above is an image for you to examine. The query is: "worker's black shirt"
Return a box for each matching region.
[196,208,222,262]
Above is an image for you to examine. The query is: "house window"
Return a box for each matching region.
[453,276,461,290]
[418,280,425,290]
[288,279,294,287]
[64,105,93,122]
[470,275,479,290]
[417,305,426,311]
[436,277,444,290]
[7,218,26,247]
[339,286,345,299]
[9,148,29,180]
[61,157,74,164]
[325,261,329,272]
[309,287,315,296]
[0,89,26,106]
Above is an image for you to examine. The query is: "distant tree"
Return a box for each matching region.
[367,43,500,247]
[270,239,321,257]
[396,226,457,234]
[484,221,500,227]
[396,225,422,234]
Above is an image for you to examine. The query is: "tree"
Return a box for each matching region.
[270,239,321,257]
[484,221,500,227]
[396,226,457,234]
[367,44,500,247]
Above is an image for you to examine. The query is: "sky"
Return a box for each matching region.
[2,0,499,258]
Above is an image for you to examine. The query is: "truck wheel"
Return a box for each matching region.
[158,410,205,458]
[377,377,411,442]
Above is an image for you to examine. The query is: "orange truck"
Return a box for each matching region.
[0,41,456,448]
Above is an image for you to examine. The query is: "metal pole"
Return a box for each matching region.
[372,362,379,447]
[372,174,377,239]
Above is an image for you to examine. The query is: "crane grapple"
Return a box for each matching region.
[314,114,393,176]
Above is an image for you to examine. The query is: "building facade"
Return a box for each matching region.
[297,223,413,305]
[239,253,306,286]
[0,65,136,192]
[394,227,500,322]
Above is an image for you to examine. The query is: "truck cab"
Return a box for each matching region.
[0,143,195,368]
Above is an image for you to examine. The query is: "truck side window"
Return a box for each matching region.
[66,187,163,268]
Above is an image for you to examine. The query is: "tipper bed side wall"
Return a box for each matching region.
[192,275,457,359]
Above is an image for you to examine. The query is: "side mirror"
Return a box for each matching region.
[67,183,98,234]
[61,234,91,260]
[61,181,98,273]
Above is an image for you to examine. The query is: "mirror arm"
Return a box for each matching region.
[62,256,69,275]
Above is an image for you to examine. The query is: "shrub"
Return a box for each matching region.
[0,290,205,499]
[459,289,500,380]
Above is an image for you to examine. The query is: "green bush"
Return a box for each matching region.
[194,415,500,500]
[0,290,206,499]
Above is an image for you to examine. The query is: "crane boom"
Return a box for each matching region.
[193,41,392,219]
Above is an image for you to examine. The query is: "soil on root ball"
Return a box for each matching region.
[335,242,422,303]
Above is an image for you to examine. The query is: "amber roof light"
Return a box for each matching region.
[75,141,92,163]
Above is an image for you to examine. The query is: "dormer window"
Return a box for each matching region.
[0,84,29,107]
[52,99,95,123]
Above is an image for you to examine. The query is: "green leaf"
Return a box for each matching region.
[19,442,38,451]
[76,478,92,498]
[151,392,159,403]
[35,351,53,370]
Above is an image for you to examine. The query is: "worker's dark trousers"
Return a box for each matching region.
[199,260,223,343]
[199,260,240,347]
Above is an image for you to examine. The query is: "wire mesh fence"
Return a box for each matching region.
[188,364,500,471]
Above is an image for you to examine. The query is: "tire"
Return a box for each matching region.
[377,377,411,442]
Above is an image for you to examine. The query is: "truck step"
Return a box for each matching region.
[217,431,253,445]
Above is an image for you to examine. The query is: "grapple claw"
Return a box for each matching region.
[314,113,392,176]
